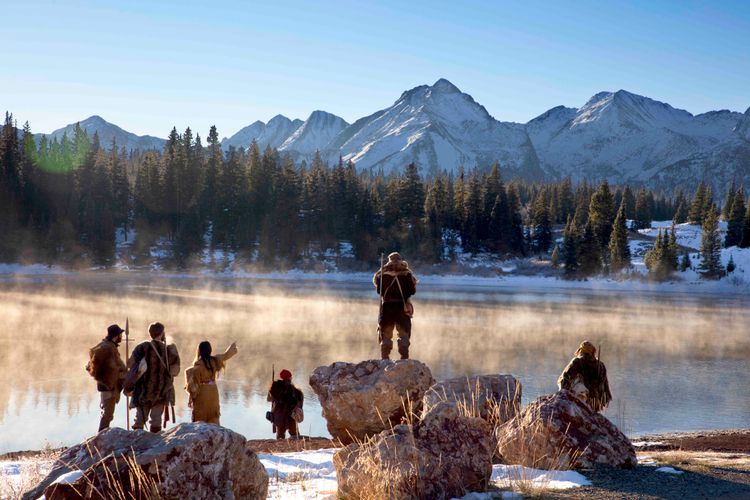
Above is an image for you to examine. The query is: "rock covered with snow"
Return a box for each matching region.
[26,423,267,500]
[496,390,636,470]
[309,359,435,444]
[334,401,493,499]
[423,374,521,425]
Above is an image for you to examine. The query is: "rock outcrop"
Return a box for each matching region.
[334,401,494,499]
[25,423,268,500]
[310,359,435,444]
[423,374,521,424]
[496,389,636,470]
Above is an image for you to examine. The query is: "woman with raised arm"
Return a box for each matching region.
[185,341,238,425]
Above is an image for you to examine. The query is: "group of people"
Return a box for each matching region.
[87,250,612,439]
[86,322,304,438]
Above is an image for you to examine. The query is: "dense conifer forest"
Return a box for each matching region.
[2,113,749,278]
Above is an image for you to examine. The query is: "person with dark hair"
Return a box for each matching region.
[127,322,180,432]
[185,341,238,425]
[557,340,612,413]
[86,324,127,432]
[373,252,417,359]
[267,369,304,439]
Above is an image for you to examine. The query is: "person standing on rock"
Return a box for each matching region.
[128,322,180,432]
[86,324,128,432]
[372,252,417,360]
[557,340,612,412]
[185,340,238,425]
[267,369,304,439]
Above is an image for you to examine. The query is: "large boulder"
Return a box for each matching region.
[24,423,268,500]
[310,359,435,444]
[496,390,636,470]
[423,374,521,425]
[334,401,494,499]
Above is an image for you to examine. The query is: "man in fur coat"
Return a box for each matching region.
[557,340,612,412]
[373,252,417,360]
[128,322,180,432]
[87,324,127,432]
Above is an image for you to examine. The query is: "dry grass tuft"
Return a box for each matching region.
[0,444,61,500]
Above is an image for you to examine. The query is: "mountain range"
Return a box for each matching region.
[35,79,749,191]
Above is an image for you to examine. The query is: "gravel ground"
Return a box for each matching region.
[543,430,750,499]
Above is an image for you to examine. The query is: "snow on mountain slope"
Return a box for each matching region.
[329,78,541,178]
[221,114,302,151]
[279,110,348,157]
[37,115,165,151]
[528,90,742,183]
[652,107,750,191]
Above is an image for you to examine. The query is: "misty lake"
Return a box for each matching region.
[1,272,749,454]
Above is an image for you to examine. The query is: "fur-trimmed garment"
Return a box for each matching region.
[185,345,237,425]
[267,380,304,437]
[87,338,127,392]
[557,353,612,412]
[128,340,180,408]
[372,260,417,303]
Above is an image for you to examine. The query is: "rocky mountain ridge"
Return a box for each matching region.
[36,81,749,191]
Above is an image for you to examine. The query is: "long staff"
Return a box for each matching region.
[377,252,384,345]
[125,317,130,430]
[163,330,176,427]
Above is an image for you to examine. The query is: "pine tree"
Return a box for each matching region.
[645,230,673,280]
[589,180,616,250]
[726,254,736,273]
[506,185,525,255]
[550,245,560,268]
[688,181,708,224]
[622,185,636,220]
[679,251,691,272]
[722,182,736,219]
[109,138,130,239]
[741,201,750,248]
[531,188,552,253]
[699,204,723,279]
[633,189,652,230]
[724,189,745,247]
[562,215,579,277]
[578,220,602,276]
[673,199,689,225]
[608,202,631,272]
[558,177,575,224]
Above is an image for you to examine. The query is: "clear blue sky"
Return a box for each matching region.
[2,0,749,139]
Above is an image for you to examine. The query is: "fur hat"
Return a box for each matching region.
[279,369,292,380]
[575,340,596,357]
[387,252,402,262]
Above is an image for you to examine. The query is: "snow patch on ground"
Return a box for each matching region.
[255,449,589,499]
[490,464,592,490]
[259,448,338,499]
[655,466,684,475]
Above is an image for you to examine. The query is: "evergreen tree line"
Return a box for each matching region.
[3,113,749,270]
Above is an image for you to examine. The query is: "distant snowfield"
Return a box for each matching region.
[2,221,749,294]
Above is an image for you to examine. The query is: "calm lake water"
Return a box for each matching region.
[1,273,749,453]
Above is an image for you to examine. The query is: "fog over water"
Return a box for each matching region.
[1,273,749,453]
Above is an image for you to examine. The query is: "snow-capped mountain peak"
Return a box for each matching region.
[328,78,540,178]
[278,111,348,156]
[221,115,302,151]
